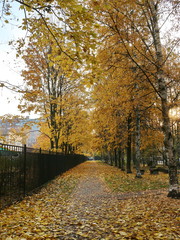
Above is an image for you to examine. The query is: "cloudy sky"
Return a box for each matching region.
[0,1,26,117]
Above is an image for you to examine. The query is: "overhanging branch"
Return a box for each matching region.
[14,0,76,61]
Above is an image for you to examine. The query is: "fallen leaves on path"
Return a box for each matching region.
[0,161,179,239]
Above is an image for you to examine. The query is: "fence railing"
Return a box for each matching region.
[0,143,87,210]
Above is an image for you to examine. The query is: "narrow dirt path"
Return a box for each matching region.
[69,161,116,206]
[57,162,121,239]
[0,161,179,240]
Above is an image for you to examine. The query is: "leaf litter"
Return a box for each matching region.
[0,161,179,239]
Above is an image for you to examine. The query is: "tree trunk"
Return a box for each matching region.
[132,135,136,168]
[149,1,179,197]
[135,106,142,178]
[127,115,132,173]
[118,148,122,169]
[121,149,125,171]
[50,138,54,150]
[108,151,111,165]
[114,148,118,167]
[175,121,180,161]
[55,136,59,150]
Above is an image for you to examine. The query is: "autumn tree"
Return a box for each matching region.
[89,8,159,175]
[90,0,180,197]
[61,93,92,154]
[18,20,87,150]
[0,0,96,152]
[90,60,134,170]
[1,0,96,92]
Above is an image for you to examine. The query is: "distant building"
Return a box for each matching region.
[0,116,40,147]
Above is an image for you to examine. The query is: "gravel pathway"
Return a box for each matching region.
[69,162,115,206]
[58,162,121,239]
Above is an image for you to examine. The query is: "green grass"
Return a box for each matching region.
[103,169,170,192]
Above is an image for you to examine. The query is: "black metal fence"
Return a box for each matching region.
[0,143,86,210]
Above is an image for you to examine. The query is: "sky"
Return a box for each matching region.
[0,1,31,117]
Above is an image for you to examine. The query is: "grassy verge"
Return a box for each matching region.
[102,165,171,192]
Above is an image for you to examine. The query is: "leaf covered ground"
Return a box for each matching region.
[0,161,179,239]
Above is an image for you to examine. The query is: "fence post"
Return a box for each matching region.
[23,144,27,197]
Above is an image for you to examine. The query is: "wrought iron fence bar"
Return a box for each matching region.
[23,144,26,198]
[0,143,86,210]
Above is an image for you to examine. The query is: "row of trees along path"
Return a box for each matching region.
[0,0,179,198]
[0,161,179,239]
